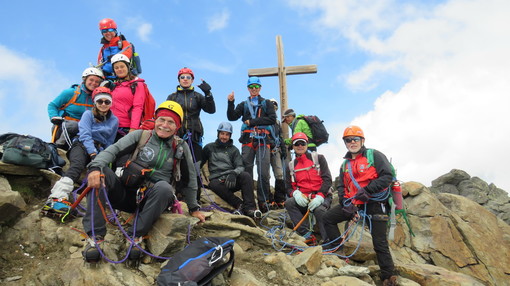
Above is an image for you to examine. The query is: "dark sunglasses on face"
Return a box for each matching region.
[293,141,307,147]
[344,137,361,143]
[248,84,261,89]
[179,75,192,80]
[96,100,111,105]
[101,28,116,33]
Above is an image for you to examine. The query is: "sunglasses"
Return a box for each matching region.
[96,99,111,105]
[101,28,116,33]
[179,75,192,80]
[293,141,307,147]
[344,137,361,143]
[248,84,261,89]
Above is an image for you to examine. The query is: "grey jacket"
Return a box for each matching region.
[201,139,244,181]
[88,129,199,210]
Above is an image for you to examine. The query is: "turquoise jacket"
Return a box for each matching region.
[47,84,94,120]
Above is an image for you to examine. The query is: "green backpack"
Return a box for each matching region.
[0,133,65,172]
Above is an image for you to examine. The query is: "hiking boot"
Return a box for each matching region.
[82,236,104,263]
[42,198,72,215]
[126,236,145,261]
[258,201,269,213]
[382,275,398,286]
[245,209,262,219]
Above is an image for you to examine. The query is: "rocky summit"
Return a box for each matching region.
[1,164,509,286]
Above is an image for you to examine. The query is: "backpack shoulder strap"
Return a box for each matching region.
[128,130,152,162]
[365,148,375,168]
[59,85,81,110]
[311,151,320,174]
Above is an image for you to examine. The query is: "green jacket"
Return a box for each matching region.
[284,115,316,148]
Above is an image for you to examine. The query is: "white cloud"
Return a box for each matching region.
[207,8,230,32]
[125,17,153,43]
[291,0,510,191]
[0,45,69,141]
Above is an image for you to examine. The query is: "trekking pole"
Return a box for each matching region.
[60,186,92,223]
[289,209,310,238]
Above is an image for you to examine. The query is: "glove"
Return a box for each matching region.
[292,190,308,207]
[51,116,64,125]
[225,172,237,189]
[342,204,358,217]
[308,195,324,211]
[354,188,371,202]
[197,80,211,95]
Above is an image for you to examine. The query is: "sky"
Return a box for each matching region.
[1,0,509,192]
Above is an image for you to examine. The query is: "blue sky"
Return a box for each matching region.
[1,0,510,192]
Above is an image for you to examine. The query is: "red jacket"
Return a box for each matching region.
[285,152,332,199]
[340,147,393,205]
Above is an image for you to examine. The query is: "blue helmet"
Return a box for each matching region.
[217,122,233,134]
[247,76,261,86]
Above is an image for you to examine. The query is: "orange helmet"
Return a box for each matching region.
[343,125,364,138]
[99,18,117,30]
[291,132,309,143]
[178,67,194,79]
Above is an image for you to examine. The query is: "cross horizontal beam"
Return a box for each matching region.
[248,65,317,77]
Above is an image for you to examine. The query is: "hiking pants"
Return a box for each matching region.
[209,171,256,211]
[285,196,329,239]
[323,202,395,280]
[270,149,287,204]
[65,142,90,183]
[82,167,175,237]
[242,142,271,203]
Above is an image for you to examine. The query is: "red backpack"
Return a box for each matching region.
[130,80,156,126]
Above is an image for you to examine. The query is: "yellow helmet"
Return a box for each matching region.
[155,100,184,121]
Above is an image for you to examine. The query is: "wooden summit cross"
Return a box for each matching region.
[248,35,317,140]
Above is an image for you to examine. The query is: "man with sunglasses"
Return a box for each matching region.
[97,18,133,79]
[227,76,277,212]
[285,132,332,244]
[323,125,398,286]
[167,67,216,200]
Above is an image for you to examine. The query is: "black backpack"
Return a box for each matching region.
[0,133,65,172]
[299,115,329,146]
[157,237,235,286]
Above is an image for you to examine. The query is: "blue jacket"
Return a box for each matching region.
[78,110,119,155]
[47,84,94,121]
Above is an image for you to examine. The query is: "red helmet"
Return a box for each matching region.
[343,125,365,138]
[92,87,112,101]
[178,67,194,79]
[99,18,117,30]
[291,132,309,143]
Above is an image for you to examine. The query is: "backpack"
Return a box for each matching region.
[0,133,65,172]
[117,34,143,75]
[156,237,235,286]
[130,81,156,126]
[341,149,414,239]
[298,115,329,146]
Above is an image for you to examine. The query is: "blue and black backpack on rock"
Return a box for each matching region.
[157,237,235,286]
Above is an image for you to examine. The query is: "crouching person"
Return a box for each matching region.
[43,87,118,215]
[285,132,332,244]
[82,100,206,263]
[201,122,261,218]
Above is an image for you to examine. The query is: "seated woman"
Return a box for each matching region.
[43,87,118,215]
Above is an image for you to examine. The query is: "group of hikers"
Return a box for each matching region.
[42,18,398,285]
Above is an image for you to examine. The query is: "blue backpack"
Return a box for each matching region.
[157,237,235,286]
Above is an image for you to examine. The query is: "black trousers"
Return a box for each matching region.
[208,171,256,211]
[323,202,396,280]
[65,142,90,183]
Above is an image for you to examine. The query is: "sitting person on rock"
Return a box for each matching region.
[285,132,332,244]
[323,126,398,286]
[43,87,118,215]
[201,122,261,218]
[82,100,205,263]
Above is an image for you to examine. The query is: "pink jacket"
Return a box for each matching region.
[111,78,146,129]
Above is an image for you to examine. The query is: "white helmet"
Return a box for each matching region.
[111,53,130,66]
[82,67,104,80]
[269,98,278,110]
